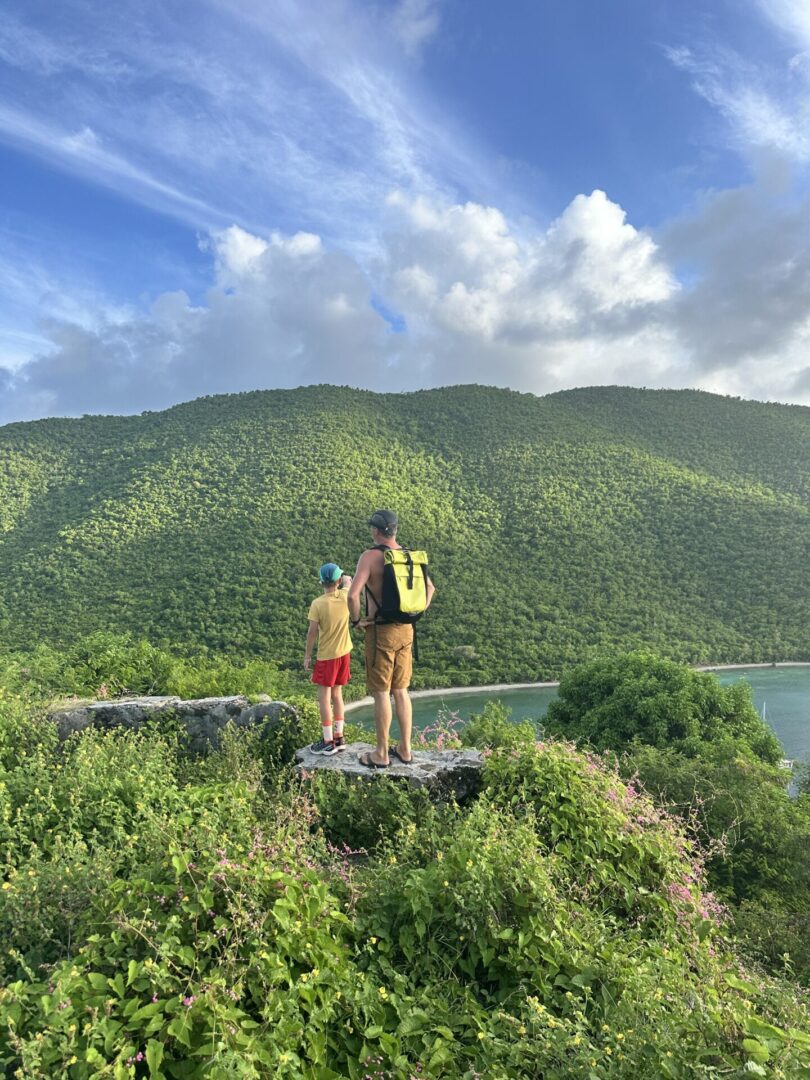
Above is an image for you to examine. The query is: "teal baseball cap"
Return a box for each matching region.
[319,562,343,584]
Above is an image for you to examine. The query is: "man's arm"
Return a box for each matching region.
[304,620,318,671]
[347,551,372,623]
[425,574,436,611]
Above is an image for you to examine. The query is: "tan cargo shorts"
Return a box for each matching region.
[364,622,414,693]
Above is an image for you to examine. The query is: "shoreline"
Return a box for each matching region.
[344,661,810,714]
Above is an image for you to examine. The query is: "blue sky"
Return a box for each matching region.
[2,0,810,421]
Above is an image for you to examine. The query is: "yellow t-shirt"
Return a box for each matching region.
[307,590,353,661]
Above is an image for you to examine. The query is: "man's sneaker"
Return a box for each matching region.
[333,736,346,752]
[310,738,338,755]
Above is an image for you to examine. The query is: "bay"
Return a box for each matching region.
[347,665,810,762]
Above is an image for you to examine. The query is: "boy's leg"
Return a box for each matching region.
[318,684,334,744]
[331,685,345,741]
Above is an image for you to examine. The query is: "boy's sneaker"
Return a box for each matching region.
[333,736,346,752]
[310,738,338,755]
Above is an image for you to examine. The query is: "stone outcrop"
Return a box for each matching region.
[295,741,484,801]
[48,696,297,755]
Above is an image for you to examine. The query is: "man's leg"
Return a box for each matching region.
[362,626,392,766]
[391,688,412,759]
[390,625,414,761]
[372,690,393,763]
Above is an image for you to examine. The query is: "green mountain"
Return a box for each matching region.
[0,384,808,685]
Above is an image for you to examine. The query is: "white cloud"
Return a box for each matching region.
[0,191,695,421]
[6,182,810,422]
[385,190,677,349]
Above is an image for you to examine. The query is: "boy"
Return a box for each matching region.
[304,562,353,754]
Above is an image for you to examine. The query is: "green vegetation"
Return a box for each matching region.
[1,681,809,1078]
[1,386,809,1073]
[0,384,808,685]
[546,653,810,986]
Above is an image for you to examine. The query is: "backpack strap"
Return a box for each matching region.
[364,583,382,621]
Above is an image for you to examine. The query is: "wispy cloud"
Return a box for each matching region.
[391,0,443,58]
[0,0,471,248]
[665,1,810,163]
[0,104,226,229]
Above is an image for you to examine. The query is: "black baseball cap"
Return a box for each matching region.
[367,509,398,531]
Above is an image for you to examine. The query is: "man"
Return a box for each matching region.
[348,509,435,768]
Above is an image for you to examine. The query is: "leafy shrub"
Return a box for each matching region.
[626,742,810,985]
[308,770,444,852]
[460,700,539,750]
[547,651,782,763]
[350,749,810,1078]
[0,633,293,705]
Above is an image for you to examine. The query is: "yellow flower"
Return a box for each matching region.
[369,937,378,945]
[616,1032,625,1041]
[443,880,449,888]
[300,973,309,982]
[311,969,319,978]
[466,859,473,869]
[477,1032,486,1041]
[1,883,11,891]
[436,851,444,861]
[68,1056,78,1065]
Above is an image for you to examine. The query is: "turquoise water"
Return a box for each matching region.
[348,666,810,762]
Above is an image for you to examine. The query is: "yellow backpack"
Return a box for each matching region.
[371,545,430,623]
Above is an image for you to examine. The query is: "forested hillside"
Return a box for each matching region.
[0,384,808,685]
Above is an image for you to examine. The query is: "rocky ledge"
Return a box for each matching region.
[48,695,297,755]
[295,742,484,800]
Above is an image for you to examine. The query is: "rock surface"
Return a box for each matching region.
[48,695,298,755]
[295,742,484,800]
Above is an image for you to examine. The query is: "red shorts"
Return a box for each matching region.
[311,652,351,687]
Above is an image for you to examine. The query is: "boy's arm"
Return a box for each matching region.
[304,620,318,671]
